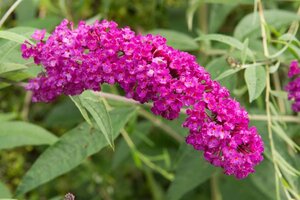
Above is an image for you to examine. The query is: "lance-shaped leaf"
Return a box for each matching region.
[244,66,266,102]
[16,107,137,196]
[0,121,58,150]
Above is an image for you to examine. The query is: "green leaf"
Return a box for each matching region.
[147,29,198,51]
[0,31,33,44]
[215,68,241,81]
[44,99,83,128]
[186,0,201,30]
[0,112,17,121]
[16,107,137,195]
[112,121,151,170]
[244,66,266,102]
[167,146,215,200]
[206,56,237,91]
[272,123,300,152]
[0,181,12,198]
[270,90,287,100]
[234,10,300,40]
[250,159,276,200]
[0,121,58,150]
[70,95,93,126]
[220,176,271,200]
[0,27,36,64]
[73,91,114,148]
[209,4,237,33]
[195,34,254,59]
[269,61,280,74]
[0,62,27,74]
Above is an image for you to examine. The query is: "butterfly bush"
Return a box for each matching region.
[21,19,264,179]
[286,60,300,112]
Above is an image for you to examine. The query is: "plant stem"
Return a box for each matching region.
[120,129,174,181]
[249,115,300,123]
[258,1,269,57]
[258,1,280,199]
[138,109,184,143]
[211,173,222,200]
[0,0,23,28]
[21,91,32,121]
[95,91,300,123]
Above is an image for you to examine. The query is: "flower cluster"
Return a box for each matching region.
[21,19,264,179]
[285,60,300,112]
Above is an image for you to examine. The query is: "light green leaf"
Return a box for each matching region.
[270,90,287,100]
[272,123,300,152]
[0,27,36,64]
[269,61,280,74]
[16,107,137,195]
[0,181,12,198]
[74,91,114,148]
[86,14,102,25]
[0,27,36,88]
[167,146,215,200]
[0,31,33,44]
[215,68,241,81]
[70,96,93,126]
[234,10,300,40]
[241,38,249,64]
[186,0,202,30]
[0,121,58,150]
[195,34,254,59]
[206,56,237,91]
[244,66,266,102]
[0,112,17,121]
[147,29,198,51]
[0,62,27,74]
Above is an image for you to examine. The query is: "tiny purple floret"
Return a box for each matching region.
[285,60,300,112]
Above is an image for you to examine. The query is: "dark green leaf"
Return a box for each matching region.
[234,10,300,40]
[0,121,58,150]
[16,107,137,195]
[167,146,215,200]
[250,160,277,199]
[219,176,271,200]
[209,4,236,33]
[80,91,114,148]
[112,121,151,170]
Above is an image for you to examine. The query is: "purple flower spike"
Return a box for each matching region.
[21,19,264,179]
[286,60,300,112]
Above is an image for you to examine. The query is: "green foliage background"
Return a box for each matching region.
[0,0,300,200]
